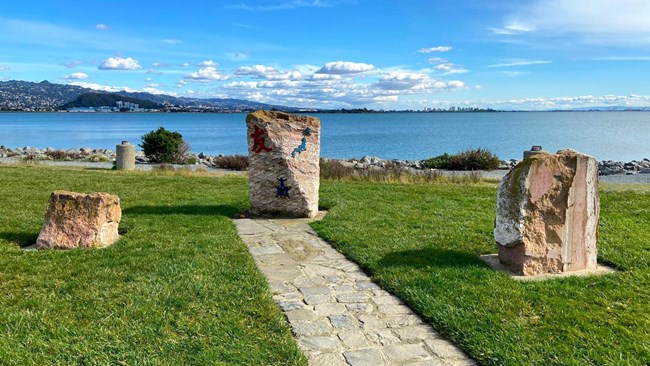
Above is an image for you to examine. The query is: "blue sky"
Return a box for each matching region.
[1,0,649,110]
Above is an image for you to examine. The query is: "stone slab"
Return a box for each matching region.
[480,254,616,281]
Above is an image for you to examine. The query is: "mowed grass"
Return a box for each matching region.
[313,180,650,365]
[0,165,306,365]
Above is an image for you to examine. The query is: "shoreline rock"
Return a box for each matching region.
[1,146,648,176]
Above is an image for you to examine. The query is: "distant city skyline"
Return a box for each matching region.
[1,0,649,110]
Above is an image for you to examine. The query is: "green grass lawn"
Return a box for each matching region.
[0,165,306,365]
[312,180,650,365]
[2,165,649,365]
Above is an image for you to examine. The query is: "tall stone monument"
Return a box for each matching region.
[246,110,320,218]
[494,149,600,275]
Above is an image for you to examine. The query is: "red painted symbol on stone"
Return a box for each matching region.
[251,125,272,153]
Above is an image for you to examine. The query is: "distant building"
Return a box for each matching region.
[116,101,139,111]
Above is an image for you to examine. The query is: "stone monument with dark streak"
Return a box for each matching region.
[246,110,320,218]
[494,149,600,275]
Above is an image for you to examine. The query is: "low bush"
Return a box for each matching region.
[213,155,249,170]
[140,127,193,164]
[422,153,451,169]
[423,148,500,171]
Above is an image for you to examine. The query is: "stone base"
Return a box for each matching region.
[481,254,615,281]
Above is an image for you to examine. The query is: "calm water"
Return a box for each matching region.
[0,112,648,161]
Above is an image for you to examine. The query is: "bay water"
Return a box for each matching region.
[0,111,648,161]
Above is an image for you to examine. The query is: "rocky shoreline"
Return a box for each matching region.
[1,145,649,177]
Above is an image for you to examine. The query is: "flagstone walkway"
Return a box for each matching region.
[234,213,475,366]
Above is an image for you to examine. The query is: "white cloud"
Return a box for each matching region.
[95,23,108,30]
[427,57,448,64]
[316,61,375,75]
[0,65,9,71]
[98,57,142,70]
[494,0,650,45]
[488,60,551,68]
[183,66,229,82]
[489,21,533,35]
[235,65,302,80]
[374,71,465,92]
[433,63,469,75]
[146,69,163,75]
[161,39,182,44]
[198,60,218,67]
[417,46,452,53]
[68,81,177,96]
[180,62,190,67]
[64,72,89,80]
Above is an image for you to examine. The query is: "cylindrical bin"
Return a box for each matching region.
[116,141,136,170]
[523,145,549,160]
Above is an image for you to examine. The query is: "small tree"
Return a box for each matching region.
[140,127,191,164]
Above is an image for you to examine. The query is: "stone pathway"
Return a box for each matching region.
[234,213,475,366]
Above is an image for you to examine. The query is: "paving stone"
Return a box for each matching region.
[356,314,385,330]
[372,295,403,305]
[314,303,347,315]
[300,336,341,352]
[332,284,356,294]
[424,338,470,360]
[302,263,341,276]
[377,304,413,315]
[329,314,356,329]
[304,294,335,305]
[366,329,401,346]
[293,277,326,288]
[308,353,348,366]
[292,320,332,337]
[392,325,439,342]
[338,330,371,349]
[269,282,296,294]
[299,286,330,297]
[385,315,422,328]
[278,300,305,311]
[343,349,385,366]
[346,303,374,313]
[323,275,346,284]
[406,359,448,366]
[383,344,431,363]
[336,292,369,303]
[285,308,318,324]
[273,291,303,301]
[356,281,381,290]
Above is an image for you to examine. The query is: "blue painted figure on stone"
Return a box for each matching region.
[291,127,312,158]
[276,177,291,198]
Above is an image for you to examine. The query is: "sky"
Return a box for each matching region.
[1,0,650,110]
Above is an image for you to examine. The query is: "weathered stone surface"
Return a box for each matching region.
[36,190,121,249]
[246,110,320,218]
[494,150,600,275]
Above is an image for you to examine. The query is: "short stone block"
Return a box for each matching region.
[36,190,121,249]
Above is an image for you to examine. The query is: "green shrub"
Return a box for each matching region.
[423,148,500,171]
[140,127,193,164]
[422,153,451,169]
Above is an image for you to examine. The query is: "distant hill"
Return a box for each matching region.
[60,92,162,109]
[0,80,296,112]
